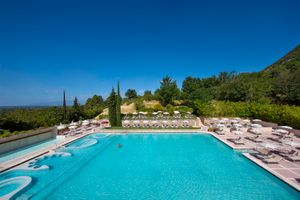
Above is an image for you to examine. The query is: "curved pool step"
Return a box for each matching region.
[0,176,32,200]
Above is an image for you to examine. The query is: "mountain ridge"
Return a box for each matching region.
[263,44,300,72]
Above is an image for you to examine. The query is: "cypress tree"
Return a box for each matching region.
[62,90,67,123]
[108,88,117,126]
[116,81,122,126]
[72,97,81,121]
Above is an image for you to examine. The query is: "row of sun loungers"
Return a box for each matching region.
[122,120,192,128]
[286,154,300,162]
[229,135,300,163]
[125,116,194,120]
[276,149,300,162]
[251,148,282,163]
[208,118,300,165]
[123,124,191,128]
[251,147,300,163]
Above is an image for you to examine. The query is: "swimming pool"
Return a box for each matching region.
[1,133,299,199]
[0,137,64,163]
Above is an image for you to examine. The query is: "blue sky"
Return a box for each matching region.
[0,0,300,106]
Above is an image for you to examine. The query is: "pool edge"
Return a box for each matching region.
[207,131,300,192]
[0,133,90,173]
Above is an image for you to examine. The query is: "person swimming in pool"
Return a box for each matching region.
[117,144,122,148]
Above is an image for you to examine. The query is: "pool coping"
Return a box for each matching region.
[205,131,300,192]
[243,153,300,192]
[206,131,251,150]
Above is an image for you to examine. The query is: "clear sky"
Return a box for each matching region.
[0,0,300,106]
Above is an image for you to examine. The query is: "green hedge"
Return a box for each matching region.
[194,100,300,129]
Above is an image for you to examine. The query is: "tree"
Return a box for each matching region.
[182,76,203,101]
[273,69,300,105]
[62,90,68,123]
[71,97,82,121]
[143,90,153,101]
[84,95,104,118]
[155,76,180,106]
[181,75,220,102]
[85,95,103,109]
[215,73,271,102]
[217,71,235,84]
[125,89,137,99]
[116,81,122,126]
[108,88,117,126]
[191,88,214,102]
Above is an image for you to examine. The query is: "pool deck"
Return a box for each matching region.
[244,153,300,192]
[207,131,300,191]
[1,128,300,192]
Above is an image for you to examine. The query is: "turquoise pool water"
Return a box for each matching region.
[0,138,61,163]
[1,133,299,199]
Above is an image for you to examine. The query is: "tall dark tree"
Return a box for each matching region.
[116,81,122,126]
[62,90,68,123]
[71,97,82,121]
[108,88,117,126]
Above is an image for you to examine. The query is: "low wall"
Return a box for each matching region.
[0,127,57,155]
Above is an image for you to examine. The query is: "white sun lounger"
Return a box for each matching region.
[228,137,244,145]
[263,155,283,164]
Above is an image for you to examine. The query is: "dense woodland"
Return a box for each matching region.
[1,45,300,136]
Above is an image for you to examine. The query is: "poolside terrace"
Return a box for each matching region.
[205,117,300,191]
[122,111,202,128]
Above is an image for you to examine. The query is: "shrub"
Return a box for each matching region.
[152,104,164,111]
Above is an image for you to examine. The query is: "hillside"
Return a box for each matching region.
[98,103,137,117]
[273,45,300,65]
[263,44,300,73]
